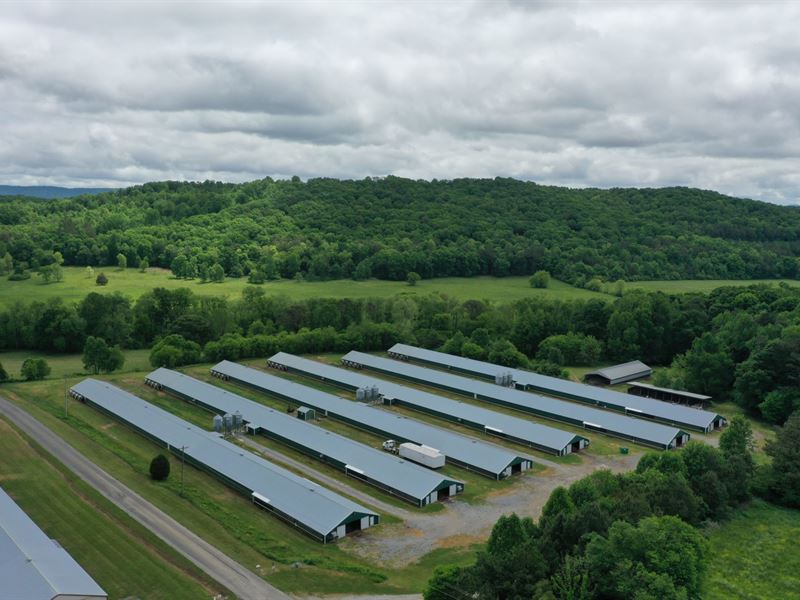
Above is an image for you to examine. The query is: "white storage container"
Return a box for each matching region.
[398,442,445,469]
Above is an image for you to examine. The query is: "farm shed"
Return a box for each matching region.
[388,344,725,433]
[627,382,713,407]
[583,361,653,385]
[0,487,108,600]
[211,360,532,479]
[70,379,378,543]
[145,368,463,506]
[346,351,688,450]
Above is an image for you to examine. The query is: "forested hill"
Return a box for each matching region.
[2,177,800,284]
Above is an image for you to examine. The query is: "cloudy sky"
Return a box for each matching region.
[1,2,799,203]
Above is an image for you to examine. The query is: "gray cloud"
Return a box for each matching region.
[0,1,798,203]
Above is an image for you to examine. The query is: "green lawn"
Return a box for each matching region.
[0,417,222,600]
[705,500,800,600]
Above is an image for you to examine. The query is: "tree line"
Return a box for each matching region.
[2,177,800,285]
[425,413,800,599]
[1,283,799,428]
[654,283,800,425]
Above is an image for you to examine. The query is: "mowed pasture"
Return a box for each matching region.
[3,267,799,309]
[0,267,607,307]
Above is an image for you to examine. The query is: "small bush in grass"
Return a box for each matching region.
[529,270,550,288]
[149,454,171,481]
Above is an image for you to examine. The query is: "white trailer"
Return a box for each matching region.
[399,442,445,469]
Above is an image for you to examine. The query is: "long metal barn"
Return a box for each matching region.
[388,343,726,433]
[145,368,464,506]
[0,487,108,600]
[342,351,689,450]
[70,379,379,543]
[210,360,533,479]
[266,353,588,456]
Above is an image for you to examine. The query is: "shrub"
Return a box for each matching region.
[149,454,171,481]
[96,272,108,286]
[20,358,51,381]
[149,334,202,368]
[529,270,550,288]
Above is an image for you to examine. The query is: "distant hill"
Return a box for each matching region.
[0,185,114,199]
[2,177,800,283]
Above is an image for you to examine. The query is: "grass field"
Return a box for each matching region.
[0,266,610,307]
[3,267,798,310]
[0,417,223,600]
[0,349,151,380]
[705,500,800,600]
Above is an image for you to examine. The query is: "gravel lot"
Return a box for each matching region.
[339,451,641,567]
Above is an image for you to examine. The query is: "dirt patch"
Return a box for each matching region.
[345,452,641,567]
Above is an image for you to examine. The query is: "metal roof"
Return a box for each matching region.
[210,360,529,478]
[628,381,712,401]
[329,354,587,454]
[145,368,461,503]
[70,379,377,540]
[364,349,687,448]
[389,343,722,433]
[585,361,652,384]
[0,487,107,600]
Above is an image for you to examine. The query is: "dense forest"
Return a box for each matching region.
[2,177,800,284]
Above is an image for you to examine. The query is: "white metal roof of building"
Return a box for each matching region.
[145,368,461,503]
[210,360,530,478]
[364,349,688,448]
[584,361,652,385]
[388,343,723,433]
[0,487,107,600]
[328,353,587,454]
[70,379,377,541]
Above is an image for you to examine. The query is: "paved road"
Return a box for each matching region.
[236,436,412,519]
[0,396,291,600]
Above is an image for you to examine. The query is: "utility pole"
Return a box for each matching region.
[180,445,187,498]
